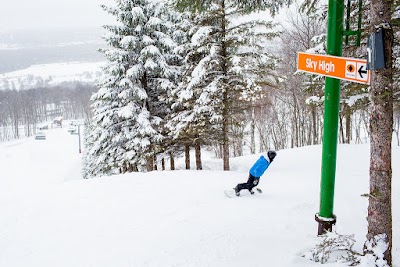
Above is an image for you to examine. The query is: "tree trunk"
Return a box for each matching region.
[127,163,133,173]
[221,0,230,171]
[293,90,299,147]
[153,155,157,171]
[146,156,154,172]
[367,0,393,264]
[13,116,19,139]
[257,126,266,152]
[339,112,345,144]
[345,104,351,144]
[195,143,202,170]
[185,145,190,170]
[250,107,256,154]
[222,117,230,171]
[169,152,175,171]
[311,105,318,145]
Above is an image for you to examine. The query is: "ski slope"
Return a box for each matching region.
[0,126,399,266]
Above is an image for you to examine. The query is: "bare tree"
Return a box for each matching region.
[279,5,326,148]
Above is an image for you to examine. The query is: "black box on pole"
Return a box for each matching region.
[366,28,385,70]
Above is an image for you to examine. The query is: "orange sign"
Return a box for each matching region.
[297,52,370,84]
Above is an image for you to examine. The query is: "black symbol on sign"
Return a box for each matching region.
[358,65,367,78]
[347,64,355,72]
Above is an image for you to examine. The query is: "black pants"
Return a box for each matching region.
[236,173,259,193]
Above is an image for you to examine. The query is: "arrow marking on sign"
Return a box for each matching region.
[358,65,368,78]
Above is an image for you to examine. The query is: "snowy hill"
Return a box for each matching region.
[0,27,106,89]
[0,61,104,90]
[0,127,399,266]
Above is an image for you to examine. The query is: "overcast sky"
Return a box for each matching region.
[0,0,115,31]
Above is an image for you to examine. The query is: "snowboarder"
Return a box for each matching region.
[234,150,277,196]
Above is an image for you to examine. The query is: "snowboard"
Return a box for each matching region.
[224,188,262,198]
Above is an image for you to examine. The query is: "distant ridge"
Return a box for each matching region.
[0,61,105,90]
[0,27,106,74]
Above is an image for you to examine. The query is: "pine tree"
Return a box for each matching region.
[170,0,281,170]
[174,0,293,15]
[166,11,205,169]
[86,0,179,176]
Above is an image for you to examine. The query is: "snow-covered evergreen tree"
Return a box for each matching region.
[85,0,179,176]
[167,11,214,169]
[159,10,193,167]
[170,0,280,170]
[174,0,293,15]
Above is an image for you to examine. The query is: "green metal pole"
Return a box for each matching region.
[315,0,344,235]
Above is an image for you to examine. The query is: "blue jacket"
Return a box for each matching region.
[249,155,270,178]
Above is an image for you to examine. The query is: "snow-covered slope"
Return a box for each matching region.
[0,127,399,266]
[0,61,104,89]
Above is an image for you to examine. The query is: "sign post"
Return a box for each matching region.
[300,0,346,236]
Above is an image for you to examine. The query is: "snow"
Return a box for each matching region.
[0,61,105,90]
[120,36,138,48]
[0,126,399,266]
[345,93,369,107]
[142,45,161,57]
[191,27,213,46]
[362,234,391,267]
[306,95,324,105]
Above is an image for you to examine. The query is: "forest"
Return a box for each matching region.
[0,82,97,141]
